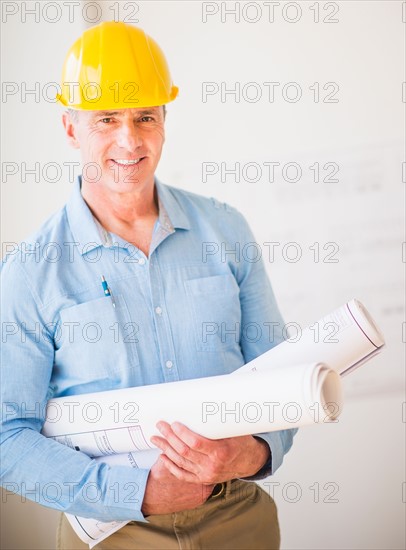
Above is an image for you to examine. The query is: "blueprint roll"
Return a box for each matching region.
[236,299,385,377]
[42,362,342,458]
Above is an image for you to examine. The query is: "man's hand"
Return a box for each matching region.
[150,421,270,484]
[141,455,214,516]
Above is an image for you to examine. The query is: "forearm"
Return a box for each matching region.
[1,428,149,521]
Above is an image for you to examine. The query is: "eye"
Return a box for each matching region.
[140,116,154,122]
[100,117,113,124]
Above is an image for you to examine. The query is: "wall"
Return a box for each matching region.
[1,1,404,548]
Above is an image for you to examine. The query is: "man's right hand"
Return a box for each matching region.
[141,455,215,516]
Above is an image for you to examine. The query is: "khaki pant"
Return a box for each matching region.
[57,480,280,550]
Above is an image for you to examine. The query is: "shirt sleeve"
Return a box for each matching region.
[0,257,150,521]
[232,209,298,478]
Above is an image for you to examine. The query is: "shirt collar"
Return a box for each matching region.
[66,176,106,254]
[155,177,191,231]
[66,176,190,255]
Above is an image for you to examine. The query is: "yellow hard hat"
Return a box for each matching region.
[56,21,178,110]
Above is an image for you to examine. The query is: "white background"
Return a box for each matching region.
[1,1,405,549]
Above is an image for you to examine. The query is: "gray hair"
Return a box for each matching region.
[67,108,79,121]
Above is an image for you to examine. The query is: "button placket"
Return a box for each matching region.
[148,251,179,381]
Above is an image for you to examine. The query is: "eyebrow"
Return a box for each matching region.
[93,109,160,117]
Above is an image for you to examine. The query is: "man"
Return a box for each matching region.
[1,22,296,549]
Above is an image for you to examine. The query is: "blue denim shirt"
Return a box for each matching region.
[1,177,296,521]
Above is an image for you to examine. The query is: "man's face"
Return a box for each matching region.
[63,106,165,196]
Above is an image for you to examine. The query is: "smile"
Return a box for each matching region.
[112,159,142,165]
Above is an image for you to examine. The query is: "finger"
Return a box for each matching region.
[160,454,223,486]
[159,454,201,483]
[150,435,201,475]
[156,421,208,459]
[170,422,215,454]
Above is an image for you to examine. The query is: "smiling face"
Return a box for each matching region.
[63,106,165,198]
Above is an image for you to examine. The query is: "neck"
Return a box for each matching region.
[81,178,159,236]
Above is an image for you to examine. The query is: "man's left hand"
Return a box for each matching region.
[150,421,270,483]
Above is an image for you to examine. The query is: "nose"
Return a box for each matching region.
[116,119,142,151]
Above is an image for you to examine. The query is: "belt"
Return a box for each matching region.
[208,479,236,500]
[208,482,226,500]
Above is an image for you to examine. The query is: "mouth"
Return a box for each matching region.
[109,157,146,168]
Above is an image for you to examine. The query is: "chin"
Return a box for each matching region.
[107,175,150,194]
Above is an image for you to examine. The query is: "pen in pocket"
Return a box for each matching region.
[100,275,116,308]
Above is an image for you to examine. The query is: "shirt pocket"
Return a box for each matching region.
[184,274,242,351]
[55,294,140,382]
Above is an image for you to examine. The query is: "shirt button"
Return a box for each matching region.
[165,360,173,369]
[138,258,146,265]
[155,306,163,315]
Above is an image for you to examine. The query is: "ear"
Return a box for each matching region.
[62,111,80,149]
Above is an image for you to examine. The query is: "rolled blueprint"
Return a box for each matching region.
[43,363,341,457]
[236,299,385,377]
